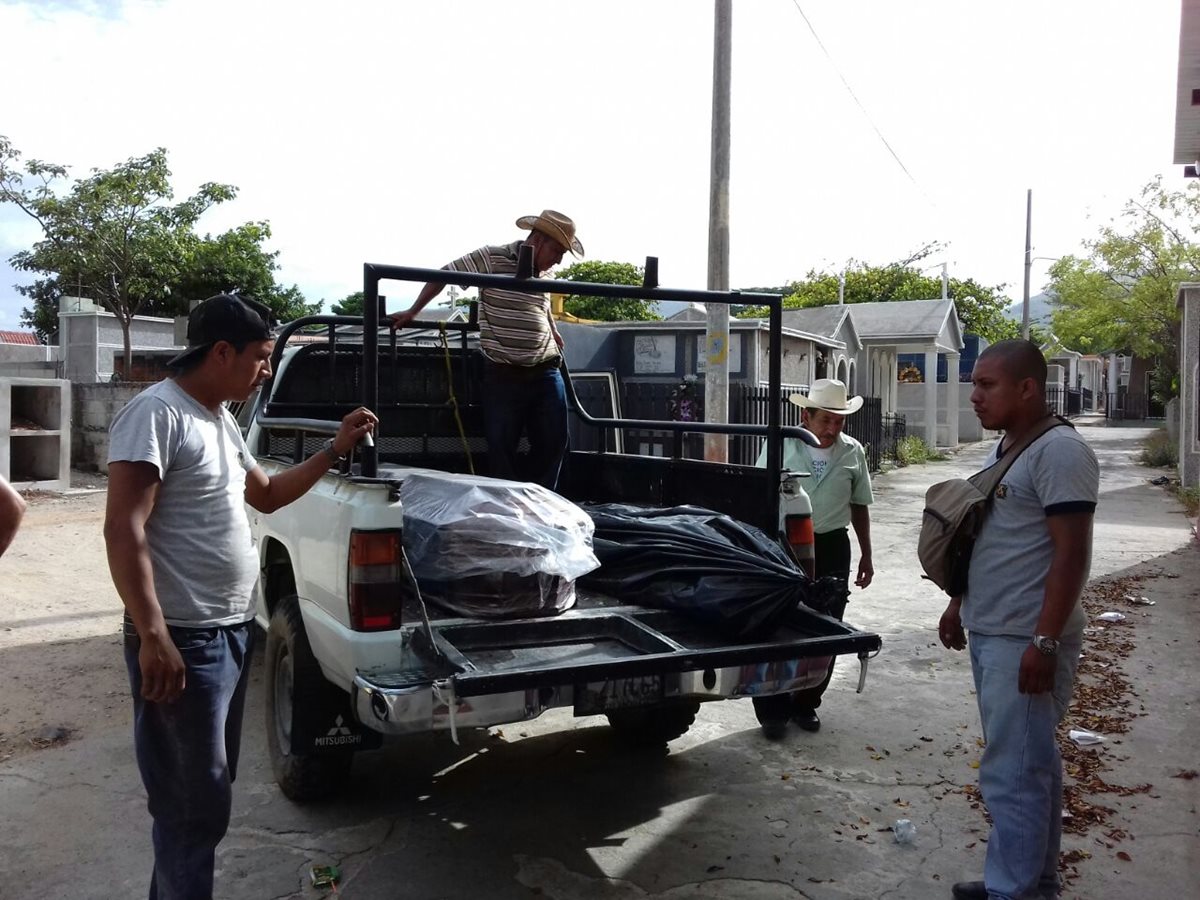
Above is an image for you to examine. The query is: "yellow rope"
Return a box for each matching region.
[440,322,475,474]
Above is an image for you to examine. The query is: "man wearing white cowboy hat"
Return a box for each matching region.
[388,210,584,489]
[753,377,874,737]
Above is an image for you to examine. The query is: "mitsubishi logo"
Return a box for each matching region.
[314,714,361,748]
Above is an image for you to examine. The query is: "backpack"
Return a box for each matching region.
[918,416,1068,596]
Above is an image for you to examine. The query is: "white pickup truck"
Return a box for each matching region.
[246,262,881,801]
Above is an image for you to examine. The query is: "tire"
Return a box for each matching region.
[606,700,700,747]
[264,596,353,801]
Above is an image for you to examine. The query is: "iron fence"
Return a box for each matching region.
[732,387,900,473]
[602,381,904,473]
[1105,391,1163,420]
[842,398,899,473]
[729,383,807,466]
[878,413,908,468]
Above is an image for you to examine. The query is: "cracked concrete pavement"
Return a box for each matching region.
[0,424,1196,899]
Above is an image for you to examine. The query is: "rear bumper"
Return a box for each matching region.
[352,654,838,736]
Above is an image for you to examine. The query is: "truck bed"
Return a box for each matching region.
[354,588,877,736]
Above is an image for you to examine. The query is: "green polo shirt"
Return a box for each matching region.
[757,433,873,534]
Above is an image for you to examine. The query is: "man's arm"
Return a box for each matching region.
[548,309,564,350]
[850,502,873,588]
[0,476,26,557]
[1019,510,1094,694]
[243,407,378,514]
[104,461,186,704]
[939,596,967,651]
[848,444,874,588]
[387,281,446,330]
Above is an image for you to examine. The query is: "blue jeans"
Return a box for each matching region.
[483,361,568,489]
[969,632,1081,900]
[124,620,255,900]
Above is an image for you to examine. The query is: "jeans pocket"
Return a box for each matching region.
[168,626,222,651]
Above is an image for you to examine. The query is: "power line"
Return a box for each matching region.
[786,0,931,203]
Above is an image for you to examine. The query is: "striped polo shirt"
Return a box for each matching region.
[443,240,557,367]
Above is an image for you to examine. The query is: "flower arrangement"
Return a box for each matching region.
[668,375,702,422]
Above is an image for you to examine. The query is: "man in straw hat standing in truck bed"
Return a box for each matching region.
[754,377,874,738]
[388,210,584,490]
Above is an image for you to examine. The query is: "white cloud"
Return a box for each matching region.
[0,0,1183,327]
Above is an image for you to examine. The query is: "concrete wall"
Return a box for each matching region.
[0,341,61,378]
[750,331,815,387]
[60,309,178,383]
[0,343,54,365]
[0,377,72,489]
[1179,285,1200,489]
[72,382,155,472]
[896,381,991,445]
[0,360,59,378]
[558,322,620,371]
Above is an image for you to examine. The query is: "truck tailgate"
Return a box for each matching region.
[419,605,879,698]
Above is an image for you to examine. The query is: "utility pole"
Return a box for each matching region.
[704,0,732,462]
[1022,188,1033,341]
[941,262,948,300]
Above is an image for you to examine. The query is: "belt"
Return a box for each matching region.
[485,357,562,377]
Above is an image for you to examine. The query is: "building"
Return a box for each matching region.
[58,297,178,383]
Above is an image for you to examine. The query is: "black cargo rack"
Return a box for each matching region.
[254,251,811,529]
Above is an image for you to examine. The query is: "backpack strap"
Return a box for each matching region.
[970,414,1070,499]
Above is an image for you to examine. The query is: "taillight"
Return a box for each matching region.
[785,514,816,579]
[348,530,404,631]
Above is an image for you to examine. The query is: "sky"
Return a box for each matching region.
[0,0,1185,330]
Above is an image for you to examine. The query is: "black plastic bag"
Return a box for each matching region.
[579,504,843,640]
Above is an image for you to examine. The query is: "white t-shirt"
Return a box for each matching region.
[108,379,260,627]
[806,444,833,482]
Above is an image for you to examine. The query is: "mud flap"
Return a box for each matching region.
[290,680,382,754]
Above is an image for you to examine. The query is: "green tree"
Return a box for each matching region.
[739,243,1016,343]
[0,139,235,367]
[0,138,312,361]
[176,222,317,322]
[331,291,364,316]
[1048,176,1200,400]
[555,260,660,321]
[16,278,63,342]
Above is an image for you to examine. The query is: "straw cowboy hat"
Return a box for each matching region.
[789,378,864,415]
[516,209,584,257]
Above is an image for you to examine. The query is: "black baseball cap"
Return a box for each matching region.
[167,294,274,368]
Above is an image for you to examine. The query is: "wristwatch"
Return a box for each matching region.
[322,439,347,464]
[1031,635,1059,656]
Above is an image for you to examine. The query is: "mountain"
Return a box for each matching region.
[1003,291,1054,327]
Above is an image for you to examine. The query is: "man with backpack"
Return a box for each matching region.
[939,340,1099,900]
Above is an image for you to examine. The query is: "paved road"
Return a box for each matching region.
[0,425,1195,899]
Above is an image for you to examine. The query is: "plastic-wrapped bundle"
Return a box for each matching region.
[579,503,842,640]
[400,472,600,618]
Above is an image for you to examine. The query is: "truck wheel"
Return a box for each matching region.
[265,597,353,801]
[606,701,700,747]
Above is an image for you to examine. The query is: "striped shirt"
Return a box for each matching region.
[443,240,557,366]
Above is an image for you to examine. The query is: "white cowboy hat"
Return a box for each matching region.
[789,378,864,415]
[515,209,584,257]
